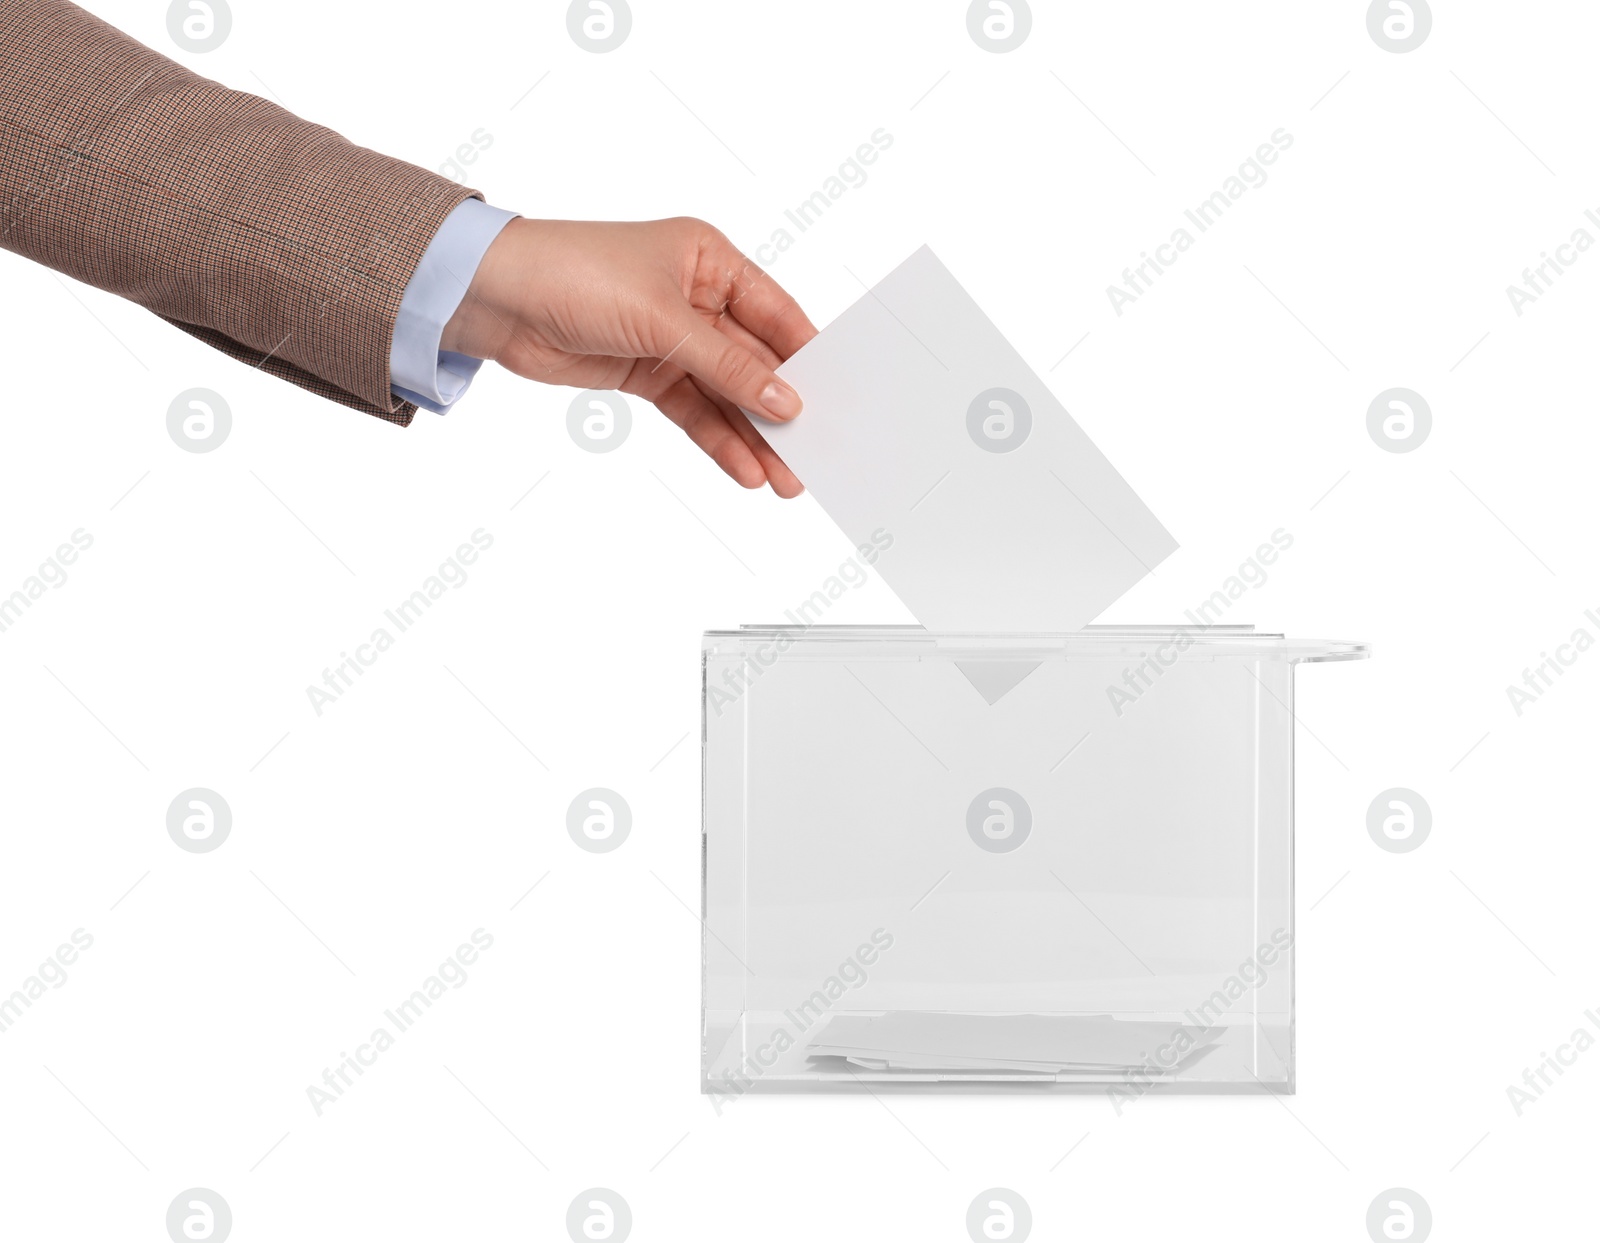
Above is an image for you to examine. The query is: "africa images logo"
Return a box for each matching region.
[967,788,1031,852]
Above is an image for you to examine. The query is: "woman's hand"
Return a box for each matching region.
[441,216,817,497]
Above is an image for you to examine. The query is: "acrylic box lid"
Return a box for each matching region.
[703,625,1369,665]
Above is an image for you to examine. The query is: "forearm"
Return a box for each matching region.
[0,0,475,420]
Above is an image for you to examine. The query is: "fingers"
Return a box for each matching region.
[712,310,785,370]
[652,374,767,490]
[649,373,805,498]
[656,308,803,424]
[724,266,818,362]
[691,377,805,499]
[700,235,819,362]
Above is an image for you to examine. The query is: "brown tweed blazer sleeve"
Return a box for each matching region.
[0,0,482,424]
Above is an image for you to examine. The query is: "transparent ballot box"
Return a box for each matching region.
[702,625,1367,1096]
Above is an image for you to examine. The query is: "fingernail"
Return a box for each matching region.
[760,380,802,420]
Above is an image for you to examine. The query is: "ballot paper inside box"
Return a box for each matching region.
[702,625,1367,1095]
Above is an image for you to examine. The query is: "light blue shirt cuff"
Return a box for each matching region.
[390,198,519,414]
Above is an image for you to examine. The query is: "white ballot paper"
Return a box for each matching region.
[804,1013,1223,1075]
[746,247,1177,632]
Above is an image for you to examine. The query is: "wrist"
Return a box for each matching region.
[440,217,528,361]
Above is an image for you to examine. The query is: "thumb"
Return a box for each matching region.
[654,311,802,423]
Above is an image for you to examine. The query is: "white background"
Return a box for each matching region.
[1,0,1596,1239]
